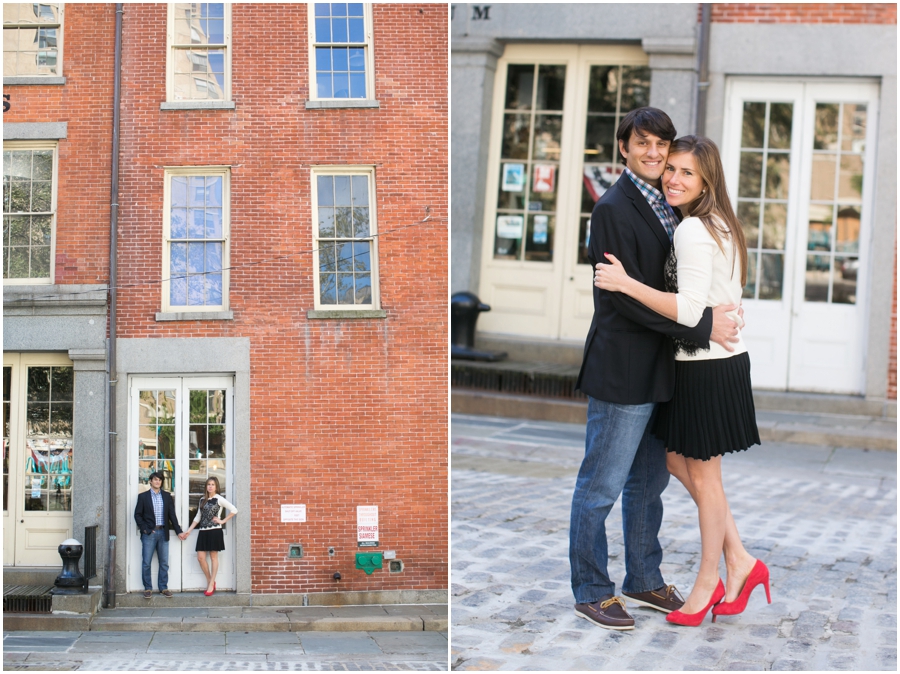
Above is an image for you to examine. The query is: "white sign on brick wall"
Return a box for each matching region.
[357,505,379,547]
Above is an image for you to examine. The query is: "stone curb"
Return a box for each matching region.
[452,390,897,451]
[4,612,449,633]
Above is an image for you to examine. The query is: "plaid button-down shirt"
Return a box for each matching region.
[151,488,164,526]
[624,167,680,241]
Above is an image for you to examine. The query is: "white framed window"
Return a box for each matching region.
[311,166,379,309]
[308,3,374,100]
[162,167,230,312]
[166,3,231,102]
[3,142,57,284]
[3,3,63,78]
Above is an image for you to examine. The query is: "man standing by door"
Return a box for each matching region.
[134,471,183,599]
[570,107,740,630]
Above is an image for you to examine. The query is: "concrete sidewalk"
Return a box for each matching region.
[5,602,447,633]
[3,629,449,671]
[451,413,897,671]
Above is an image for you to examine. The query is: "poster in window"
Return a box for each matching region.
[532,215,548,245]
[497,215,524,240]
[532,164,556,193]
[501,163,525,192]
[584,165,623,203]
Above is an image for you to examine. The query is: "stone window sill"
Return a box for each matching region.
[305,99,380,109]
[156,311,234,321]
[307,309,386,319]
[160,101,236,110]
[4,76,66,86]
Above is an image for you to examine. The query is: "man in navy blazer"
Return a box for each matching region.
[134,471,183,598]
[570,108,739,630]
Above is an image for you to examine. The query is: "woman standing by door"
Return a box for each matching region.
[179,476,237,596]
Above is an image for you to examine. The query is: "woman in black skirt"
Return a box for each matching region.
[179,476,237,596]
[595,135,768,626]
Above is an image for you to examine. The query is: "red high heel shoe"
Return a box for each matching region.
[666,579,725,626]
[712,560,771,619]
[204,582,216,597]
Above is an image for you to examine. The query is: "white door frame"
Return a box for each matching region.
[127,376,235,592]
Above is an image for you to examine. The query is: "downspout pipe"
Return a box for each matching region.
[105,2,123,610]
[695,3,712,136]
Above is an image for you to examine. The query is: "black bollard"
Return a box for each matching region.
[450,291,507,361]
[52,538,88,595]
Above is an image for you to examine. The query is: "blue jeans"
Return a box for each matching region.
[141,529,169,591]
[569,397,669,603]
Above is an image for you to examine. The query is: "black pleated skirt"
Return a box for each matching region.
[196,528,225,552]
[653,351,760,461]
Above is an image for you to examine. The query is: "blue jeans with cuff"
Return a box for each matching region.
[569,396,669,604]
[141,528,169,591]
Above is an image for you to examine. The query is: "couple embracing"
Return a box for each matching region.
[571,107,769,630]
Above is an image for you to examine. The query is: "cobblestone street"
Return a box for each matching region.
[451,414,897,671]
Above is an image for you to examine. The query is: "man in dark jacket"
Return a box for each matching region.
[570,108,739,631]
[134,471,182,598]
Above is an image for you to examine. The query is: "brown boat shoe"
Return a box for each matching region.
[574,595,635,631]
[622,584,685,614]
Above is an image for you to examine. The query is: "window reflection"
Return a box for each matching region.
[577,65,649,266]
[24,366,73,512]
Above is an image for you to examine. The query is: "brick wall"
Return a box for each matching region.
[2,4,115,285]
[117,4,448,593]
[706,3,897,24]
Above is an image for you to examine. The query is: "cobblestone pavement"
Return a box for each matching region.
[451,414,897,671]
[2,630,448,671]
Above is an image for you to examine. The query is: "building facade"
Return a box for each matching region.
[4,2,448,602]
[451,3,897,402]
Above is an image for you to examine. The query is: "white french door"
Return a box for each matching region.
[722,79,878,393]
[127,376,235,592]
[3,353,74,566]
[478,43,651,341]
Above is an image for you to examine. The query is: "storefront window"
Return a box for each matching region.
[24,366,73,512]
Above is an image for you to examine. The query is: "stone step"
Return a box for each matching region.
[451,389,897,451]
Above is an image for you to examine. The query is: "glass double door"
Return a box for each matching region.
[478,43,651,341]
[722,80,878,393]
[127,376,234,592]
[3,353,74,566]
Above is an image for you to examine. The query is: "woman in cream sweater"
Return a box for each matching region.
[594,135,768,627]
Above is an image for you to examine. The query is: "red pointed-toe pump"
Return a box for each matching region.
[666,579,725,627]
[712,559,771,619]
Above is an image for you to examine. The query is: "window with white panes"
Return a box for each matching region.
[735,101,793,301]
[3,3,62,78]
[167,3,230,101]
[309,3,373,100]
[3,143,57,283]
[162,168,230,312]
[804,102,866,305]
[312,168,378,308]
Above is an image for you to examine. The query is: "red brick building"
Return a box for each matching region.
[5,2,448,603]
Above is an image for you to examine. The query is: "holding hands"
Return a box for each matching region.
[178,532,188,540]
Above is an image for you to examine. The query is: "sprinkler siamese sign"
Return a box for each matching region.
[357,505,379,547]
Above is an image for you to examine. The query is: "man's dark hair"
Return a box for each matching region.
[616,107,677,165]
[148,471,164,484]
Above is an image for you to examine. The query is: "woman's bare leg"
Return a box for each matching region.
[668,452,756,602]
[208,551,219,591]
[197,552,211,586]
[678,456,728,614]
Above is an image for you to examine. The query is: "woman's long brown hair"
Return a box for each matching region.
[199,476,221,508]
[669,135,748,287]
